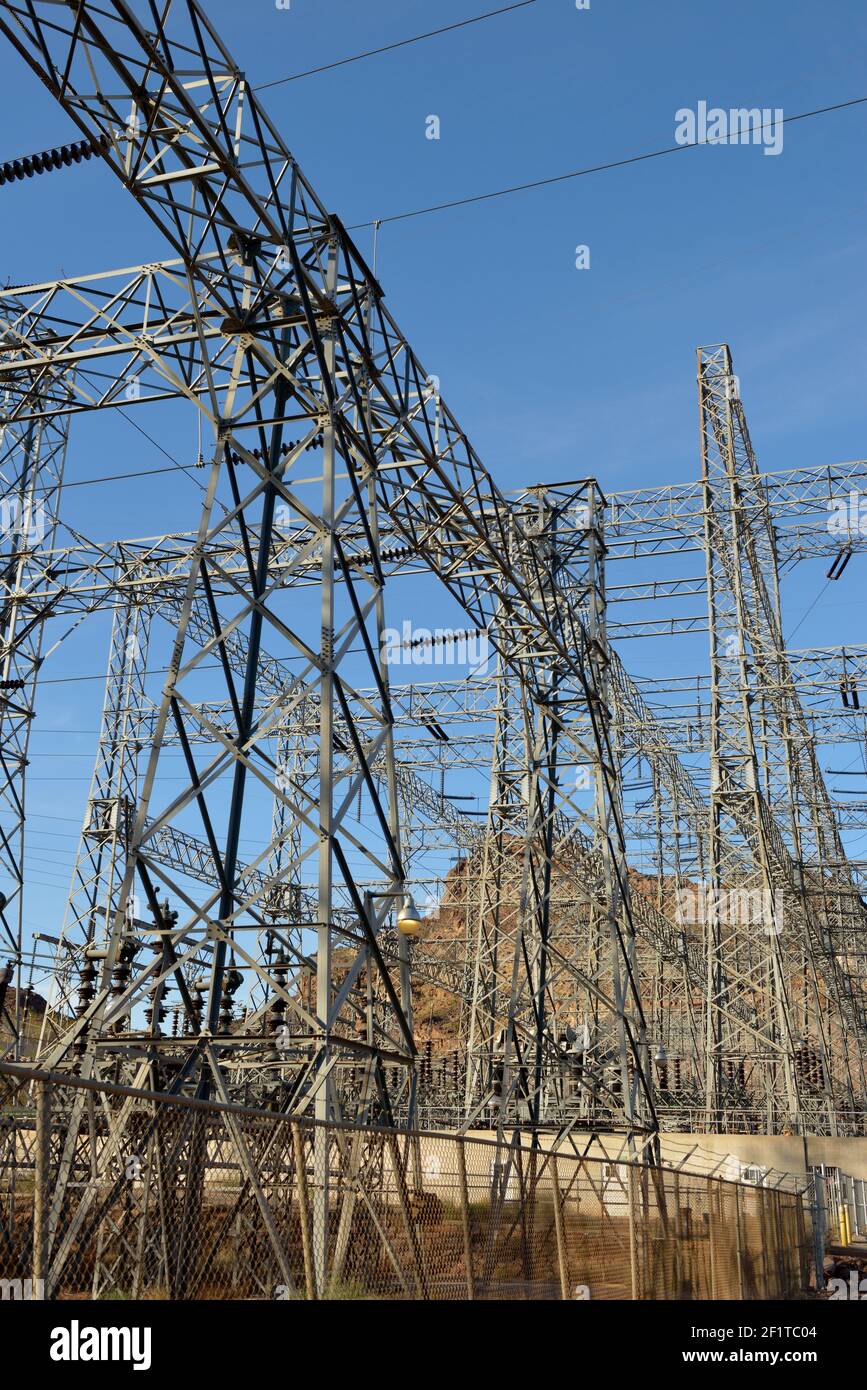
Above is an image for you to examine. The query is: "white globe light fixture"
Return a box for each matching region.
[396,893,422,938]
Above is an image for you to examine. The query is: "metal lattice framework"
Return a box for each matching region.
[0,4,864,1270]
[0,0,662,1201]
[0,305,72,1048]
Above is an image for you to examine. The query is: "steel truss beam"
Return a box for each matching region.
[0,0,657,1185]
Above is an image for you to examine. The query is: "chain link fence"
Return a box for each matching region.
[0,1063,810,1300]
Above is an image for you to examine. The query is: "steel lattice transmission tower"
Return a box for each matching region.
[0,301,72,1051]
[699,344,867,1132]
[0,0,658,1155]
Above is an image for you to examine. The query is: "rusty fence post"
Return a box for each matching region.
[672,1169,683,1297]
[32,1077,50,1300]
[550,1152,571,1300]
[627,1164,642,1300]
[707,1178,718,1299]
[514,1141,531,1283]
[795,1190,813,1291]
[734,1182,746,1298]
[456,1138,475,1300]
[291,1122,317,1300]
[777,1193,786,1294]
[758,1189,772,1297]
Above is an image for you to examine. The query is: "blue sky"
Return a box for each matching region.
[1,0,865,981]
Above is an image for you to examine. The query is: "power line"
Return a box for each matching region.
[116,405,214,498]
[348,94,867,229]
[33,661,223,686]
[787,578,833,643]
[255,1,537,91]
[62,463,188,489]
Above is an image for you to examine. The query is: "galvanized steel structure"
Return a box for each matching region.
[0,3,865,1214]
